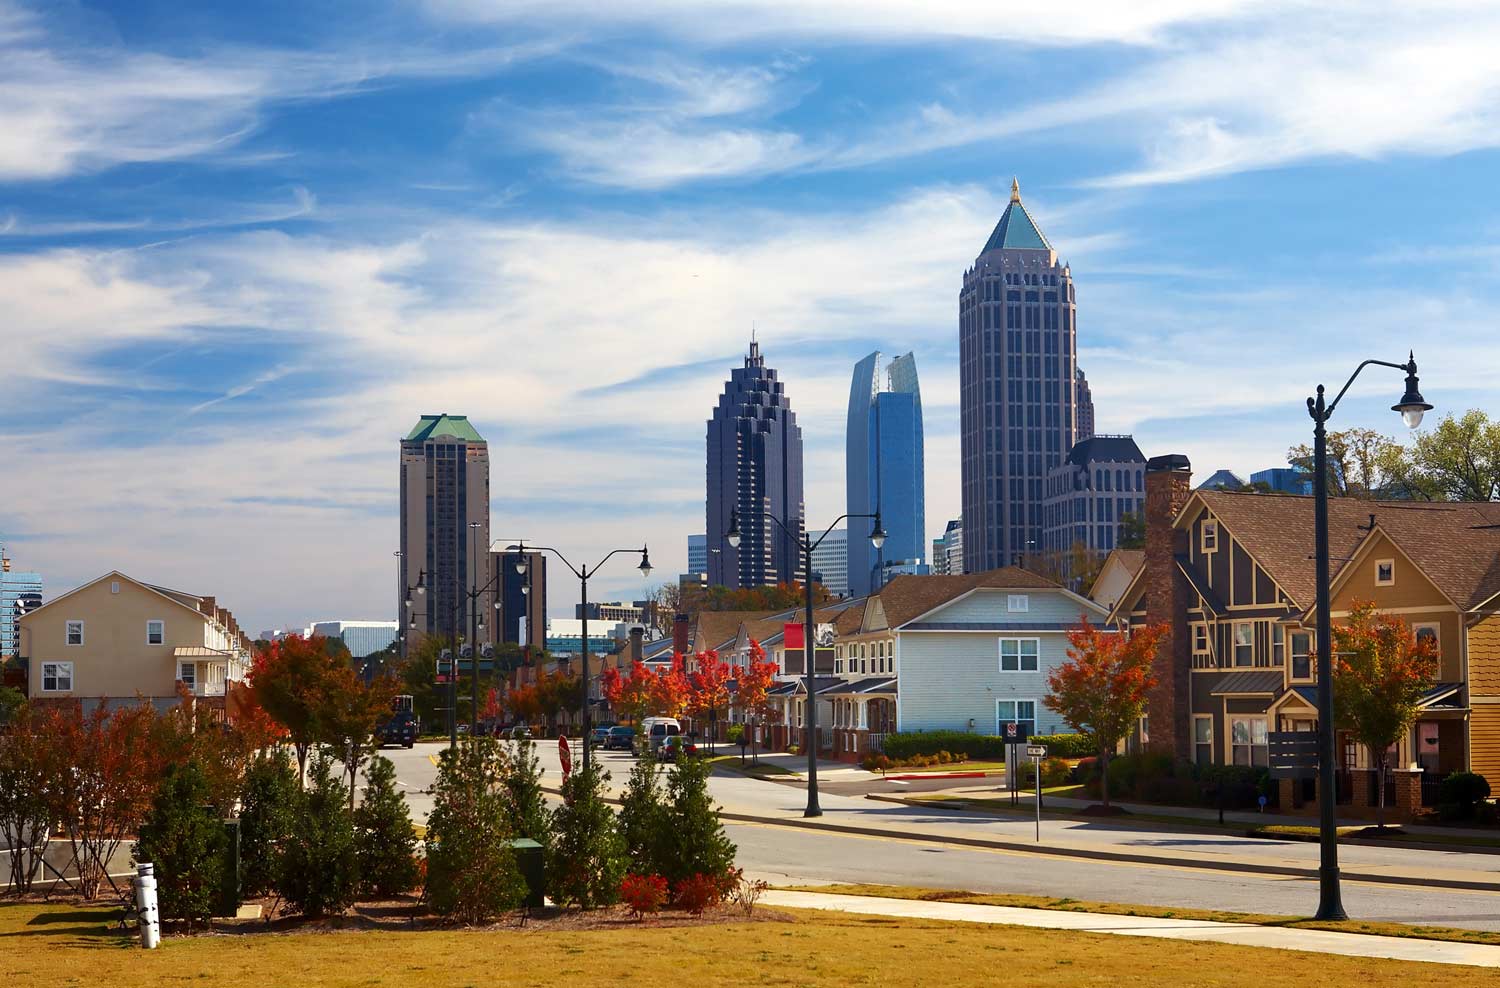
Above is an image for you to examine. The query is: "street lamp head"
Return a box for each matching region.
[493,599,501,610]
[514,554,528,575]
[521,584,529,595]
[1393,352,1433,429]
[869,514,887,551]
[415,569,426,595]
[726,508,741,549]
[639,545,653,578]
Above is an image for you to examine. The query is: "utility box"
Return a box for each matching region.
[506,838,545,908]
[217,819,241,918]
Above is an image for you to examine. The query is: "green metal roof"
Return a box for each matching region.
[980,178,1052,253]
[404,414,485,443]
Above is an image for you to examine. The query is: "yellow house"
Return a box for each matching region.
[17,571,252,712]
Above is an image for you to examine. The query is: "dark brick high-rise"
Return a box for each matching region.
[706,341,806,589]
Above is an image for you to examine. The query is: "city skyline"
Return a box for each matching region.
[846,350,927,596]
[5,3,1499,630]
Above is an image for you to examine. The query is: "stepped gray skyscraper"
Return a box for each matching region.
[959,179,1092,573]
[706,341,805,589]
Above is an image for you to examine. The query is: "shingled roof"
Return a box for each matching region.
[1193,491,1500,611]
[873,566,1062,630]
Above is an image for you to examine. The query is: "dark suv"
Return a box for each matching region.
[374,711,418,748]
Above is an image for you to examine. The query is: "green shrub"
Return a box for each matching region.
[662,755,737,891]
[1017,757,1072,788]
[277,753,359,918]
[1027,734,1096,758]
[133,760,229,926]
[1437,772,1491,821]
[882,730,1092,761]
[617,754,671,877]
[726,724,746,747]
[425,736,527,923]
[548,763,627,909]
[500,735,551,851]
[238,748,298,898]
[354,755,419,898]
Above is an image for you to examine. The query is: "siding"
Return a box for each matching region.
[1470,613,1500,696]
[921,588,1094,626]
[897,629,1071,735]
[1471,704,1500,785]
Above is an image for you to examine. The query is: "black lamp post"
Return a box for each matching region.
[726,507,884,817]
[509,540,652,778]
[1306,351,1431,921]
[406,548,504,750]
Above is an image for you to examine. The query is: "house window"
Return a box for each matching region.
[1007,594,1030,612]
[147,620,165,645]
[178,663,196,690]
[110,581,120,594]
[1291,633,1312,679]
[1231,717,1269,766]
[997,699,1037,738]
[1201,520,1219,554]
[1000,638,1040,672]
[1194,716,1214,767]
[1413,622,1440,656]
[1233,622,1254,666]
[1271,625,1285,667]
[42,662,73,692]
[1192,625,1209,655]
[1375,559,1395,586]
[65,621,85,646]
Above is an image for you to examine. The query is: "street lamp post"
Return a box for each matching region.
[406,550,504,750]
[508,541,652,778]
[1306,352,1431,921]
[726,508,885,817]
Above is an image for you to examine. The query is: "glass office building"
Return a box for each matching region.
[1,567,42,659]
[846,351,926,597]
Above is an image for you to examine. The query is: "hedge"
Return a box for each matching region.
[882,730,1092,761]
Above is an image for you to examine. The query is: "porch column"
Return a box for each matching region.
[1392,768,1424,821]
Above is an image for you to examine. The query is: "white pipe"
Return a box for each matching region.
[134,862,160,949]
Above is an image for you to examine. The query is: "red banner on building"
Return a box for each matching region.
[783,623,805,650]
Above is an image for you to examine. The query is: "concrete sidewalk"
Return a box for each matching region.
[762,889,1500,968]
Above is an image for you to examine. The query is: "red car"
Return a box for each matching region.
[658,736,698,762]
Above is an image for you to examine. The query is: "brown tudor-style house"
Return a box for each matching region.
[1110,455,1500,820]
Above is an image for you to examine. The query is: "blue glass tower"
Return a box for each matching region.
[846,351,926,597]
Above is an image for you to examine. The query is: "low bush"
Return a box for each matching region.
[1016,757,1072,788]
[883,730,1092,761]
[238,749,298,899]
[1074,753,1268,809]
[425,737,527,923]
[1028,734,1096,759]
[354,755,420,898]
[277,753,359,919]
[673,872,721,915]
[662,756,737,891]
[729,868,769,917]
[548,763,627,910]
[1437,772,1491,821]
[619,873,669,917]
[133,760,229,926]
[726,724,745,747]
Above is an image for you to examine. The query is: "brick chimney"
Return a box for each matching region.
[629,626,644,662]
[1143,454,1193,761]
[673,612,690,655]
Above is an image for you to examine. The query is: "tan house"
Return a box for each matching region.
[17,571,253,713]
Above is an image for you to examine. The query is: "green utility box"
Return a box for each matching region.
[218,819,242,918]
[507,838,545,908]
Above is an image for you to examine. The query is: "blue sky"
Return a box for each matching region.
[3,1,1499,631]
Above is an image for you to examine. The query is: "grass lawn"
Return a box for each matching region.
[2,899,1492,987]
[783,883,1500,949]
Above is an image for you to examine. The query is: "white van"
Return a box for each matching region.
[637,717,682,757]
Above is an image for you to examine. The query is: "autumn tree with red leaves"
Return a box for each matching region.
[602,661,656,725]
[734,640,779,763]
[1046,617,1169,811]
[649,654,691,720]
[688,650,733,748]
[1330,601,1439,827]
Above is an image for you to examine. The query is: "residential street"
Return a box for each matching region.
[384,741,1500,932]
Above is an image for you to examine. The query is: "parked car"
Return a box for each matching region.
[588,727,612,747]
[373,711,417,749]
[506,725,534,741]
[657,735,698,762]
[636,717,682,758]
[603,726,636,751]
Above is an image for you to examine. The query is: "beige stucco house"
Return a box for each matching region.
[17,571,252,713]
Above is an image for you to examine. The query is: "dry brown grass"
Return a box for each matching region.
[2,897,1494,987]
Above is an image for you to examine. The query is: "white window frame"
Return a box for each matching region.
[1007,594,1030,613]
[1192,624,1209,655]
[999,637,1040,673]
[1233,622,1254,667]
[178,662,196,690]
[1375,558,1395,586]
[65,620,85,646]
[997,698,1038,738]
[146,619,165,646]
[1201,519,1219,554]
[1413,622,1441,656]
[42,661,74,692]
[1230,716,1269,767]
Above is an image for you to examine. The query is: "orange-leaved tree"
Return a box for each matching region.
[1330,600,1439,828]
[648,653,691,719]
[317,662,398,810]
[1046,616,1169,811]
[602,661,656,725]
[688,649,733,746]
[735,639,780,763]
[250,634,337,780]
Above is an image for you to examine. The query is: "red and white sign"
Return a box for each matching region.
[558,735,573,781]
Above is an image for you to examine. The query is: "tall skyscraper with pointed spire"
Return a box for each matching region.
[959,179,1090,573]
[706,341,806,590]
[846,351,926,597]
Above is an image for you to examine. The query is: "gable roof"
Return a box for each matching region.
[1191,491,1500,611]
[873,567,1062,630]
[404,414,485,443]
[19,571,218,625]
[979,181,1052,253]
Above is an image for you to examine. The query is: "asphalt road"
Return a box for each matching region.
[382,741,1500,932]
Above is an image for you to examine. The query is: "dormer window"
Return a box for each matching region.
[1375,559,1395,586]
[1201,520,1219,554]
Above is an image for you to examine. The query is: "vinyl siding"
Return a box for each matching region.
[896,630,1071,734]
[917,587,1094,626]
[1470,704,1500,785]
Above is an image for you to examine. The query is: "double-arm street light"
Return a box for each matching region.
[725,508,885,817]
[1306,352,1431,921]
[406,524,507,748]
[507,540,652,778]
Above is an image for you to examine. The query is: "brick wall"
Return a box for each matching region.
[1143,455,1193,760]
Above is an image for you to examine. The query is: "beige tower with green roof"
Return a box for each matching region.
[400,414,491,653]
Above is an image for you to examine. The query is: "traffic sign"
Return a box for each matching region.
[1026,744,1048,758]
[1002,721,1030,743]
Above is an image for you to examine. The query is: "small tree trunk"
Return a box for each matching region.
[1373,744,1385,830]
[1098,746,1111,811]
